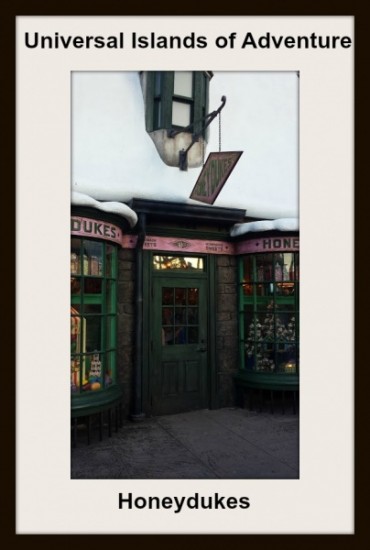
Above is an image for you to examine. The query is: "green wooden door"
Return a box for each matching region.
[151,277,208,415]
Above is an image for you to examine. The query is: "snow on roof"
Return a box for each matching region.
[71,191,138,228]
[72,72,298,220]
[230,218,299,237]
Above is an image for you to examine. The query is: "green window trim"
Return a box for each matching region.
[238,252,299,375]
[71,237,118,395]
[144,71,210,137]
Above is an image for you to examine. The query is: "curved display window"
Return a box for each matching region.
[239,251,299,375]
[71,236,121,416]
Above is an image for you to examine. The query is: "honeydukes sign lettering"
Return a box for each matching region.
[236,236,299,254]
[71,216,122,245]
[190,151,243,204]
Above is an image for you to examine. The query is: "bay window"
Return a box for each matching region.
[239,252,299,374]
[71,237,118,395]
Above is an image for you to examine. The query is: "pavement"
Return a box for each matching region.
[71,407,299,479]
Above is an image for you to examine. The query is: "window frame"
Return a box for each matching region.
[145,71,210,136]
[238,252,299,375]
[71,237,118,395]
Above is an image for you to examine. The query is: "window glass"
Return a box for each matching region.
[162,287,174,305]
[71,238,81,275]
[154,99,162,129]
[106,315,116,350]
[161,287,199,346]
[146,71,210,137]
[71,238,117,394]
[154,71,163,95]
[84,316,101,352]
[254,254,273,282]
[242,256,253,283]
[172,101,191,127]
[174,71,193,97]
[105,351,114,387]
[240,252,299,374]
[84,278,102,294]
[106,280,116,313]
[175,288,186,305]
[153,255,204,271]
[105,244,115,277]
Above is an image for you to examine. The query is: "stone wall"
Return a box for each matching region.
[215,255,239,407]
[117,248,135,419]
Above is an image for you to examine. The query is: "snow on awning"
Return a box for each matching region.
[230,218,299,237]
[71,191,138,228]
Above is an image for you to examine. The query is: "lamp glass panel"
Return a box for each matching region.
[172,101,191,127]
[174,72,193,98]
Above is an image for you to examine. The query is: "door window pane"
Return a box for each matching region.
[162,288,174,305]
[174,326,187,344]
[187,288,199,305]
[175,288,186,305]
[175,307,186,324]
[161,286,200,346]
[162,307,173,325]
[187,307,198,324]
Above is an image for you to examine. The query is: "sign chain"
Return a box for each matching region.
[219,111,222,153]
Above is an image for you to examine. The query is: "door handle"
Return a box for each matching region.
[196,340,207,353]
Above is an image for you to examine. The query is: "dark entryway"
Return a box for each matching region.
[150,276,208,415]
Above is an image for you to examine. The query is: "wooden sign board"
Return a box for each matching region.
[190,151,243,204]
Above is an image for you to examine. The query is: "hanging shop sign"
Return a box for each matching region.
[189,151,243,204]
[236,236,299,254]
[121,235,234,255]
[71,216,123,245]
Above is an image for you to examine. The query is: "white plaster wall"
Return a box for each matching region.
[72,71,298,219]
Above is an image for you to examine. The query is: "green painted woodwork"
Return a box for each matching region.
[237,252,300,393]
[71,384,123,418]
[71,238,120,416]
[142,250,215,416]
[207,255,218,410]
[234,370,299,392]
[150,276,208,415]
[144,71,210,135]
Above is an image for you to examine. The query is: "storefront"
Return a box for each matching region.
[69,70,301,443]
[70,208,134,442]
[127,198,246,418]
[234,226,299,412]
[71,199,299,437]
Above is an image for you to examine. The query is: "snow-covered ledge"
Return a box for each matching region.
[230,218,299,237]
[71,191,138,228]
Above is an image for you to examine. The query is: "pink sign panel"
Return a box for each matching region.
[121,235,299,255]
[71,217,123,246]
[236,236,299,254]
[122,235,234,255]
